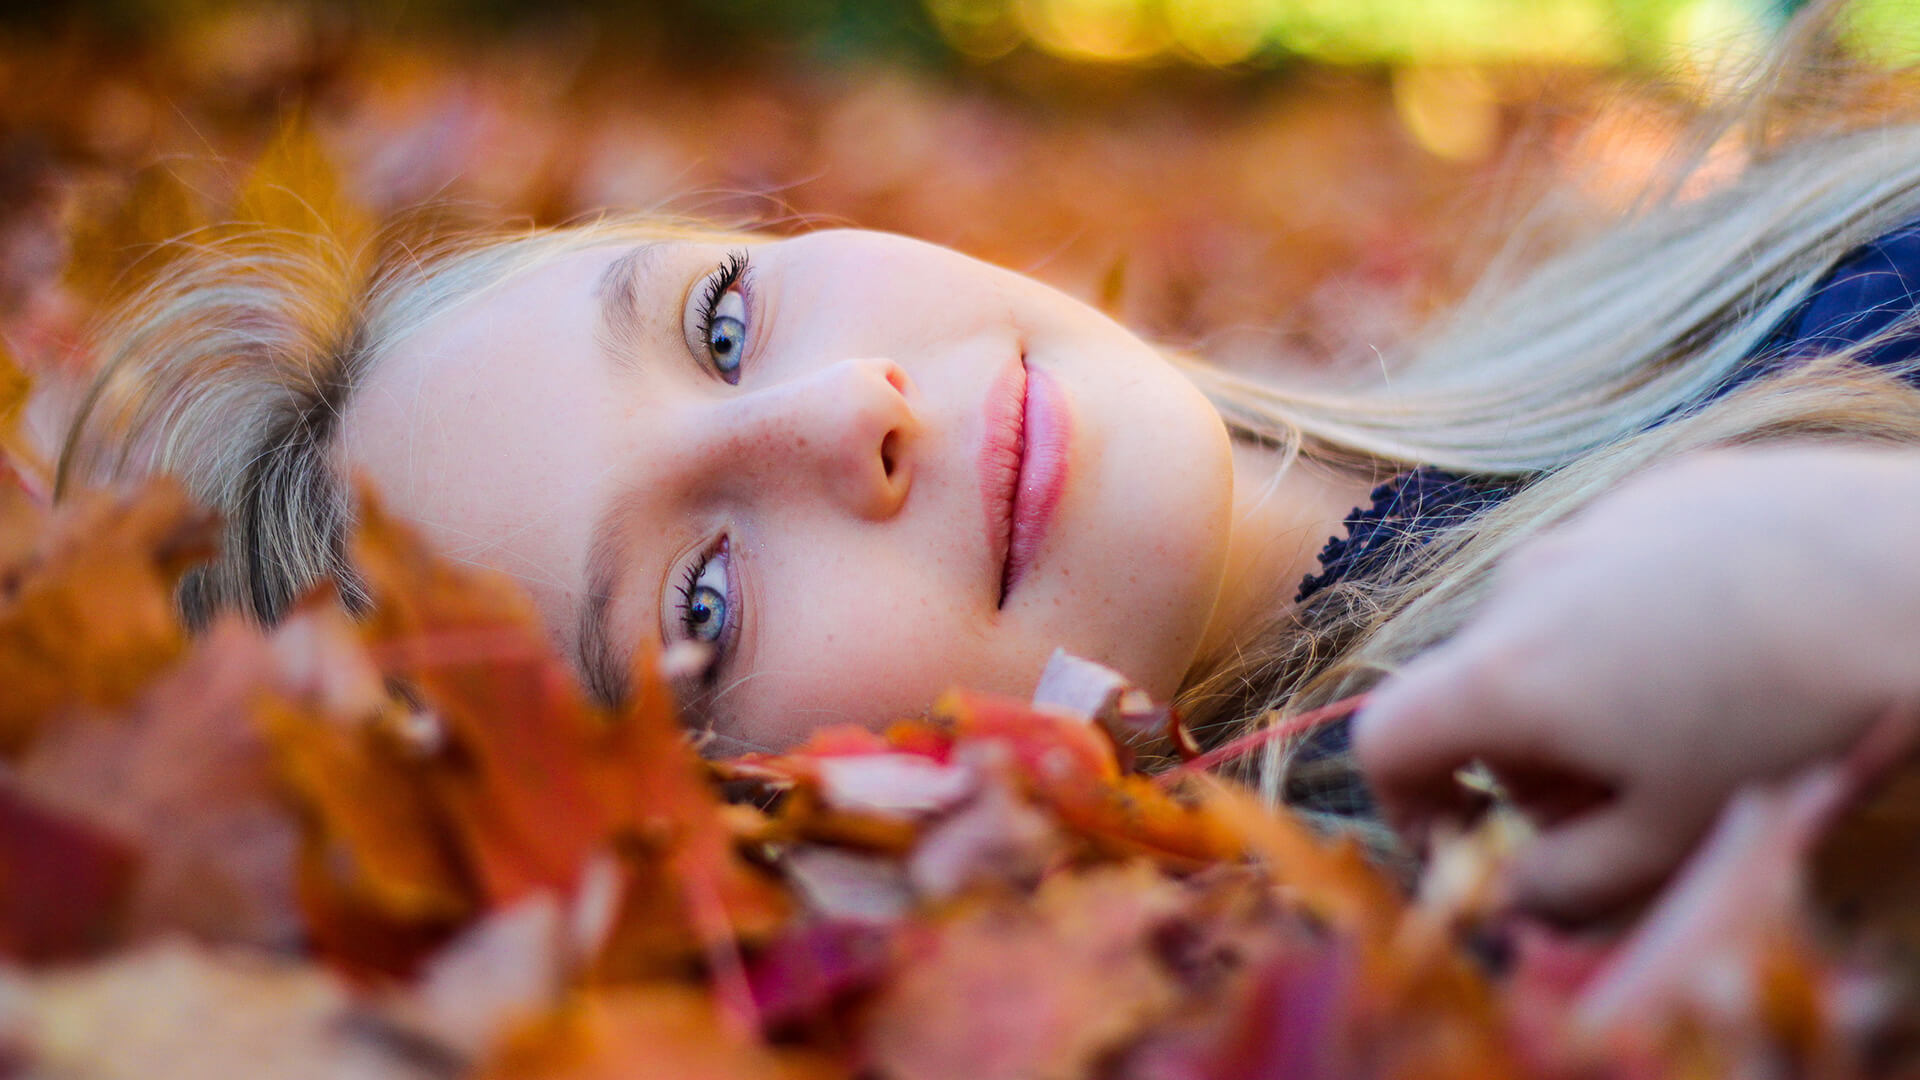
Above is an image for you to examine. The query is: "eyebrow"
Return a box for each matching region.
[577,486,641,708]
[574,242,668,708]
[594,243,664,375]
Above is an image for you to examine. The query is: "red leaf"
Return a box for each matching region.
[0,782,138,964]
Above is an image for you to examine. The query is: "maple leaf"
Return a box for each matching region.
[260,686,475,976]
[0,480,216,756]
[264,489,787,979]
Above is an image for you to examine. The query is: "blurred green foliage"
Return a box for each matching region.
[0,0,1807,67]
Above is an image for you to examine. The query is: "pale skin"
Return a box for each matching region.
[1356,445,1920,924]
[341,229,1371,754]
[339,228,1920,922]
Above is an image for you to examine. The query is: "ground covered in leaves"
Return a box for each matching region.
[3,276,1920,1071]
[5,11,1920,1078]
[4,386,1920,1078]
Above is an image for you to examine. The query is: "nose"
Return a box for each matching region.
[717,357,921,519]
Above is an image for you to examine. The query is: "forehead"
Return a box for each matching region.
[341,245,633,638]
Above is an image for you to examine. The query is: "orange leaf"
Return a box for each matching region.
[1195,779,1405,942]
[483,986,843,1080]
[259,693,473,928]
[314,490,787,978]
[0,336,43,490]
[0,480,215,756]
[60,162,209,310]
[938,690,1118,782]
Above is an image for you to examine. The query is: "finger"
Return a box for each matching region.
[1354,641,1561,836]
[1507,805,1697,925]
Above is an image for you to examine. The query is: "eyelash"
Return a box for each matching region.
[673,538,737,683]
[694,250,752,380]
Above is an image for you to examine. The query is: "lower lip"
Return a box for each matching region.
[1003,364,1070,599]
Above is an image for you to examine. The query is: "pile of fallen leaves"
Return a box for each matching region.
[4,333,1920,1079]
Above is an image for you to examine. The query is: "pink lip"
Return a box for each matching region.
[978,357,1070,606]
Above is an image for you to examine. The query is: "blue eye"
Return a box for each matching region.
[693,252,751,385]
[706,289,747,379]
[677,543,732,649]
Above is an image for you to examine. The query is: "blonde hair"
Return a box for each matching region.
[58,217,746,627]
[56,8,1920,840]
[1169,18,1920,826]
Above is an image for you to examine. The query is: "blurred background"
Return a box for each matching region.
[0,0,1916,393]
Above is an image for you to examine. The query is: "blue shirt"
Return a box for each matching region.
[1296,221,1920,607]
[1284,222,1920,816]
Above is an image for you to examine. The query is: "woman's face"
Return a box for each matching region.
[342,229,1236,752]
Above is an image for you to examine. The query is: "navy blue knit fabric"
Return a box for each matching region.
[1294,221,1920,607]
[1282,223,1920,818]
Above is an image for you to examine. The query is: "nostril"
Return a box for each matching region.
[880,430,900,479]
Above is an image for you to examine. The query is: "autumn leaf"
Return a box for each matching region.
[261,687,474,975]
[0,480,216,756]
[0,782,138,965]
[3,938,443,1080]
[264,489,787,979]
[939,690,1121,784]
[0,456,47,591]
[482,985,843,1080]
[234,118,374,261]
[865,862,1186,1080]
[1196,778,1404,941]
[13,618,304,951]
[0,334,42,490]
[60,162,210,310]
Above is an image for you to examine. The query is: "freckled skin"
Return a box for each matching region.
[342,230,1271,751]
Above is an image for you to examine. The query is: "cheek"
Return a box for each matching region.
[719,548,1000,749]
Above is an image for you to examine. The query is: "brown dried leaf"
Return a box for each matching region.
[0,465,46,595]
[1811,715,1920,961]
[1196,779,1403,941]
[0,480,215,756]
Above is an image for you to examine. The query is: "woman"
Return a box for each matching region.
[57,28,1920,923]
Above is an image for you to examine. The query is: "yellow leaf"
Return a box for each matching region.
[235,117,373,266]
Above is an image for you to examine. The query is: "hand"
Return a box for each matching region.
[1353,446,1920,923]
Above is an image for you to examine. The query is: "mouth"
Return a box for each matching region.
[979,355,1070,608]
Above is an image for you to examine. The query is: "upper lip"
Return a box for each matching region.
[978,357,1027,608]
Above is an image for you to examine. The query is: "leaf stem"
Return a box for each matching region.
[1155,693,1371,787]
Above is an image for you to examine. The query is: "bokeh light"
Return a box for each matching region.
[919,0,1916,71]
